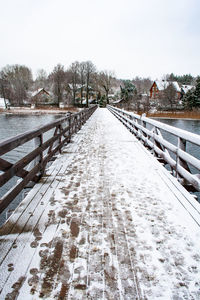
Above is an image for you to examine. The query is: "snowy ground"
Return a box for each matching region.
[0,108,200,299]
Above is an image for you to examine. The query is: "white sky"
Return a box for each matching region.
[0,0,200,80]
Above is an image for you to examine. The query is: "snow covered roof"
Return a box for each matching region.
[112,99,124,104]
[31,88,49,97]
[181,85,195,94]
[155,80,181,92]
[68,84,93,91]
[82,98,96,105]
[172,81,181,92]
[0,98,10,108]
[68,83,82,90]
[1,108,200,298]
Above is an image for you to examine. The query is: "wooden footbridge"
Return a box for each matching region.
[0,106,200,299]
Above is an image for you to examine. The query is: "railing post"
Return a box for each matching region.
[152,126,156,157]
[176,137,190,179]
[78,114,81,130]
[34,134,43,177]
[81,111,84,126]
[68,114,71,142]
[75,115,78,132]
[58,124,62,153]
[141,114,147,146]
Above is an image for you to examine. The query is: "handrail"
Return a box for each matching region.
[107,105,200,193]
[0,105,97,213]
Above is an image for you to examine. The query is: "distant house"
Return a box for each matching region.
[150,80,182,100]
[30,88,51,106]
[0,98,10,109]
[112,98,125,108]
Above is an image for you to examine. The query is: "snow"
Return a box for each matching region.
[0,98,10,108]
[155,80,181,92]
[182,85,195,94]
[0,108,200,299]
[30,88,44,97]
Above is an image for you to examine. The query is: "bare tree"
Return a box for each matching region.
[68,61,80,105]
[84,61,96,107]
[162,83,177,109]
[34,69,48,89]
[0,77,8,108]
[49,64,66,106]
[132,76,152,95]
[91,72,102,103]
[99,70,114,104]
[79,62,86,106]
[0,64,33,106]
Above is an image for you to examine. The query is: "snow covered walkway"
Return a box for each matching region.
[0,108,200,299]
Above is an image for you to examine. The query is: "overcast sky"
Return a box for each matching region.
[0,0,200,80]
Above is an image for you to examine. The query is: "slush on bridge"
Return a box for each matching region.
[0,106,200,299]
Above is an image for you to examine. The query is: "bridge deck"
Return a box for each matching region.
[0,108,200,299]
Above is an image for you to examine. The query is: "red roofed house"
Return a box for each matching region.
[150,80,182,100]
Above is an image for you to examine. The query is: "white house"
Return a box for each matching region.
[181,85,195,94]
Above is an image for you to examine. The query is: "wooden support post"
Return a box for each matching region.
[34,134,43,177]
[176,137,190,180]
[58,124,62,154]
[68,115,71,142]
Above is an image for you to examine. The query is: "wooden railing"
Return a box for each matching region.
[0,105,97,213]
[108,105,200,193]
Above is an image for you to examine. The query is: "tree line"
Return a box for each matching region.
[0,61,118,107]
[0,62,199,111]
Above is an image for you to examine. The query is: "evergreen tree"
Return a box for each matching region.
[194,77,200,99]
[167,73,194,85]
[120,80,136,101]
[99,95,106,107]
[180,74,194,85]
[182,89,195,110]
[183,76,200,110]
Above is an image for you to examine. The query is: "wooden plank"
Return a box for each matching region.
[0,106,97,202]
[0,108,200,299]
[0,121,91,297]
[0,126,70,189]
[0,149,41,188]
[0,164,41,214]
[0,158,40,184]
[0,122,87,239]
[133,138,200,227]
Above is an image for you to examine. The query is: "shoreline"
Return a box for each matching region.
[149,116,200,121]
[1,107,200,120]
[146,112,200,121]
[0,107,80,115]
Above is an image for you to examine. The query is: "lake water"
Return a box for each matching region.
[0,114,200,225]
[154,118,200,137]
